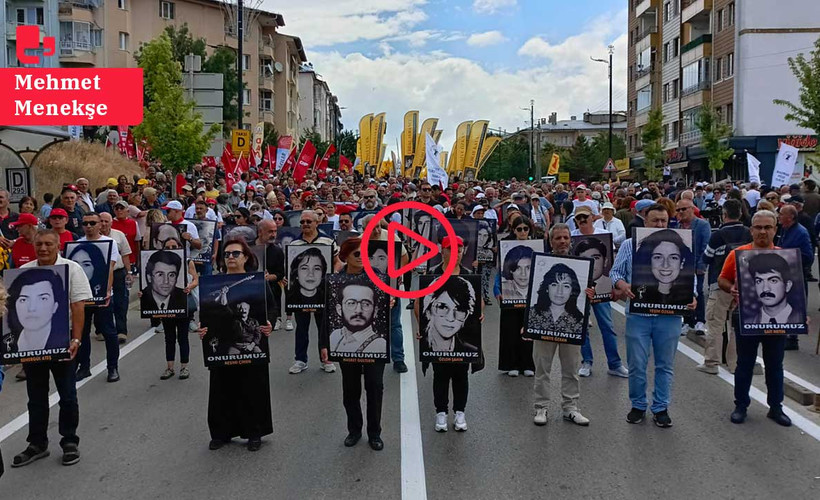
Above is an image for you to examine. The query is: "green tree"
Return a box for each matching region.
[563,136,596,181]
[696,103,734,183]
[133,34,219,173]
[479,136,529,180]
[774,37,820,166]
[589,132,627,177]
[202,45,245,137]
[641,107,664,181]
[163,23,206,66]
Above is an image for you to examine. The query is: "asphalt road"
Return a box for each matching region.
[1,282,819,499]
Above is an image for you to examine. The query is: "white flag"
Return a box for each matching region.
[425,132,447,189]
[68,126,82,142]
[746,152,761,184]
[771,143,799,188]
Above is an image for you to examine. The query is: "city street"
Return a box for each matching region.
[1,284,819,499]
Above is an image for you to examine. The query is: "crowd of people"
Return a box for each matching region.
[0,162,813,472]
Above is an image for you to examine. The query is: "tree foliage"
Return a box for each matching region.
[774,36,820,163]
[696,103,734,182]
[133,34,219,173]
[641,107,664,181]
[479,136,530,180]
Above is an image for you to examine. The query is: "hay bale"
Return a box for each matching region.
[30,141,144,198]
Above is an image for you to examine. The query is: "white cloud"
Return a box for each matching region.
[466,30,507,47]
[472,0,517,14]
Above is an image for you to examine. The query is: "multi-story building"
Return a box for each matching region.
[298,64,343,142]
[511,111,627,148]
[2,0,61,68]
[627,0,819,182]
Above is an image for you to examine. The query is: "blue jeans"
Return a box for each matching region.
[294,310,324,363]
[625,314,682,413]
[582,302,623,369]
[390,299,404,363]
[195,261,213,277]
[25,361,79,449]
[112,268,129,335]
[79,303,119,371]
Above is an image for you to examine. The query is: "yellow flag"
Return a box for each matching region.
[403,111,419,159]
[447,140,458,173]
[454,121,472,175]
[464,120,489,170]
[371,113,386,166]
[359,114,373,169]
[477,136,502,173]
[547,153,560,175]
[412,118,438,171]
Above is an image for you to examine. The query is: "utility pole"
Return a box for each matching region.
[522,100,534,179]
[592,45,615,180]
[236,0,244,130]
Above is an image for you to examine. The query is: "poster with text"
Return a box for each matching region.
[139,249,188,319]
[418,274,482,363]
[498,240,546,307]
[628,227,694,315]
[286,244,332,311]
[64,240,112,304]
[325,273,390,362]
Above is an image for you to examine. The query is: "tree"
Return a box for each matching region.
[479,136,529,180]
[564,136,595,180]
[162,23,206,67]
[774,36,820,165]
[696,103,734,183]
[133,34,219,173]
[589,132,627,177]
[641,107,664,181]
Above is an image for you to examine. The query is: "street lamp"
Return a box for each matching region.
[591,45,615,176]
[521,99,535,179]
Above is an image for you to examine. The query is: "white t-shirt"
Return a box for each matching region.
[22,256,93,324]
[184,205,223,223]
[171,219,200,254]
[745,189,760,209]
[573,199,600,215]
[78,235,122,269]
[102,229,131,270]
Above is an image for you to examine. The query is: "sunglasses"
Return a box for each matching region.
[300,220,314,225]
[224,250,244,259]
[82,221,98,226]
[364,195,376,199]
[515,226,530,232]
[575,215,590,222]
[273,216,284,221]
[675,207,690,212]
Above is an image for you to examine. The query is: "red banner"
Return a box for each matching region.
[293,140,317,182]
[262,145,274,174]
[315,144,337,173]
[281,147,298,174]
[125,129,136,160]
[202,156,217,168]
[339,155,353,174]
[221,143,236,170]
[117,126,128,156]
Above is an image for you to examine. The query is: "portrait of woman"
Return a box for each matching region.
[420,276,480,357]
[367,245,390,274]
[631,228,695,312]
[528,262,585,335]
[1,266,70,357]
[500,244,535,301]
[66,241,111,301]
[287,245,331,309]
[476,221,495,262]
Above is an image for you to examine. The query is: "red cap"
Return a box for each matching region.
[206,198,217,205]
[441,235,464,248]
[48,208,68,218]
[10,213,38,227]
[630,200,638,210]
[300,191,313,201]
[246,185,255,192]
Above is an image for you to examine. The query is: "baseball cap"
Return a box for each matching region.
[601,202,616,211]
[471,205,486,216]
[789,195,805,204]
[506,204,520,212]
[162,200,184,211]
[10,213,38,227]
[206,198,217,205]
[181,184,193,191]
[232,184,241,192]
[106,178,117,186]
[196,187,206,194]
[114,200,129,209]
[196,178,206,184]
[635,199,655,212]
[575,184,587,190]
[441,235,464,248]
[137,178,149,186]
[574,206,594,217]
[48,208,68,218]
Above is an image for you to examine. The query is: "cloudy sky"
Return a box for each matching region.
[261,0,627,153]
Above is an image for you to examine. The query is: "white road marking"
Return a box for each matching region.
[610,302,820,442]
[0,327,158,444]
[400,306,427,500]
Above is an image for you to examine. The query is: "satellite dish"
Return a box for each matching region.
[274,62,284,73]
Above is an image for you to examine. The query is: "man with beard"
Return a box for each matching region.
[359,189,381,211]
[329,282,385,354]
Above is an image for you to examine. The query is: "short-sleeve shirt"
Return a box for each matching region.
[290,233,338,260]
[11,237,36,268]
[719,243,778,285]
[57,230,75,251]
[22,256,93,322]
[78,235,122,269]
[112,217,139,259]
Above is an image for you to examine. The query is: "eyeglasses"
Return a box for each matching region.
[343,299,374,310]
[432,301,467,321]
[675,207,691,212]
[575,215,590,222]
[300,220,315,225]
[82,221,97,226]
[364,195,375,199]
[273,216,284,221]
[515,226,530,233]
[224,250,244,259]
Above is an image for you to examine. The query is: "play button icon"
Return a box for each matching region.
[386,221,438,279]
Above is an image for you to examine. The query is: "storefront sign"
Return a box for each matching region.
[777,135,818,152]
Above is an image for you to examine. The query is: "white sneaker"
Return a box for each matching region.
[695,321,707,335]
[523,370,534,377]
[607,365,629,378]
[285,319,294,331]
[578,362,592,377]
[563,410,590,426]
[696,363,719,375]
[453,411,467,431]
[533,408,548,426]
[507,370,520,377]
[154,323,164,334]
[321,362,337,373]
[680,324,690,336]
[288,361,307,374]
[435,412,448,432]
[274,318,282,331]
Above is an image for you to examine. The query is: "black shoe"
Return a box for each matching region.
[393,361,408,373]
[483,298,492,306]
[75,368,91,382]
[208,439,227,450]
[15,367,26,381]
[107,369,120,383]
[247,438,262,451]
[626,408,645,424]
[784,338,799,351]
[405,300,415,310]
[11,445,49,468]
[61,443,80,466]
[808,275,818,282]
[653,410,673,428]
[730,408,747,424]
[368,436,384,451]
[344,433,362,447]
[767,410,792,427]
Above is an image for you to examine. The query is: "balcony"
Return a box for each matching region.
[635,66,653,90]
[680,130,702,146]
[6,22,46,40]
[258,34,274,56]
[60,39,92,55]
[681,82,710,110]
[258,110,274,123]
[258,74,274,91]
[681,34,712,54]
[635,0,657,18]
[682,0,712,24]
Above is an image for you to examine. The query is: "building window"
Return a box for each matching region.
[119,32,129,51]
[663,83,670,103]
[16,7,44,25]
[259,90,273,112]
[671,120,679,140]
[717,9,724,31]
[663,42,670,63]
[637,85,652,112]
[663,123,670,143]
[91,29,102,47]
[726,103,734,126]
[728,3,735,26]
[664,1,671,23]
[726,53,734,77]
[159,1,175,20]
[672,37,679,58]
[243,89,251,106]
[715,57,722,81]
[682,59,710,94]
[242,54,250,71]
[118,0,127,10]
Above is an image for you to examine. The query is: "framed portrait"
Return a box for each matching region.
[1,265,70,365]
[150,222,184,250]
[248,244,267,273]
[411,212,434,272]
[736,248,807,336]
[318,223,335,238]
[325,273,391,362]
[275,226,302,249]
[139,249,189,319]
[199,272,269,367]
[475,220,497,263]
[64,240,112,304]
[628,227,695,315]
[463,167,476,182]
[351,210,379,232]
[222,224,257,244]
[286,244,332,310]
[366,240,403,288]
[428,219,479,273]
[524,253,592,345]
[498,240,546,307]
[284,210,302,228]
[418,274,482,363]
[334,230,359,247]
[186,218,217,263]
[571,233,613,303]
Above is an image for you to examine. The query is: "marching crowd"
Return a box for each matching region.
[0,163,813,472]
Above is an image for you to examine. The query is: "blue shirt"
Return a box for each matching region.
[776,222,814,268]
[682,217,712,272]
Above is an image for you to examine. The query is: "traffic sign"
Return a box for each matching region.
[558,172,570,183]
[603,158,616,173]
[360,201,458,300]
[232,129,250,154]
[5,167,30,203]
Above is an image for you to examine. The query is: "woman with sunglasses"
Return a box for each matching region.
[494,214,537,377]
[198,239,274,452]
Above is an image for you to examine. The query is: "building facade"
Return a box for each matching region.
[512,111,627,148]
[2,0,61,68]
[298,64,343,143]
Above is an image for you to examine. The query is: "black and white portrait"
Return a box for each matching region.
[285,210,303,228]
[276,226,302,249]
[476,220,497,263]
[352,210,379,232]
[1,266,71,365]
[366,240,402,288]
[325,273,390,362]
[334,230,359,247]
[150,223,185,250]
[286,244,332,310]
[186,218,216,263]
[499,240,546,307]
[199,272,269,367]
[571,233,613,303]
[418,274,482,362]
[524,254,592,345]
[629,227,695,315]
[64,240,112,304]
[222,224,257,244]
[140,249,188,318]
[429,219,478,271]
[463,168,476,182]
[736,248,807,336]
[248,244,267,273]
[318,223,335,238]
[411,212,433,272]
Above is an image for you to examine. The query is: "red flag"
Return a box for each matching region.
[261,145,275,174]
[281,147,298,174]
[117,126,128,156]
[125,130,136,160]
[316,144,337,173]
[202,156,217,168]
[220,144,236,171]
[175,174,187,196]
[339,155,353,174]
[293,140,317,182]
[236,151,249,174]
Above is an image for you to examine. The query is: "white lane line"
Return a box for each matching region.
[0,327,158,444]
[610,302,820,442]
[400,306,427,500]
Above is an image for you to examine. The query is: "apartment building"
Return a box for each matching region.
[515,111,627,148]
[298,64,343,142]
[627,0,819,182]
[2,0,60,67]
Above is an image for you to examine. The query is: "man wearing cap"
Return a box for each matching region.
[572,185,599,217]
[162,200,201,253]
[428,235,473,276]
[594,202,626,247]
[74,178,95,213]
[46,208,76,250]
[9,213,38,267]
[95,189,120,216]
[626,199,653,236]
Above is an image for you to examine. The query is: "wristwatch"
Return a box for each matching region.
[70,339,81,346]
